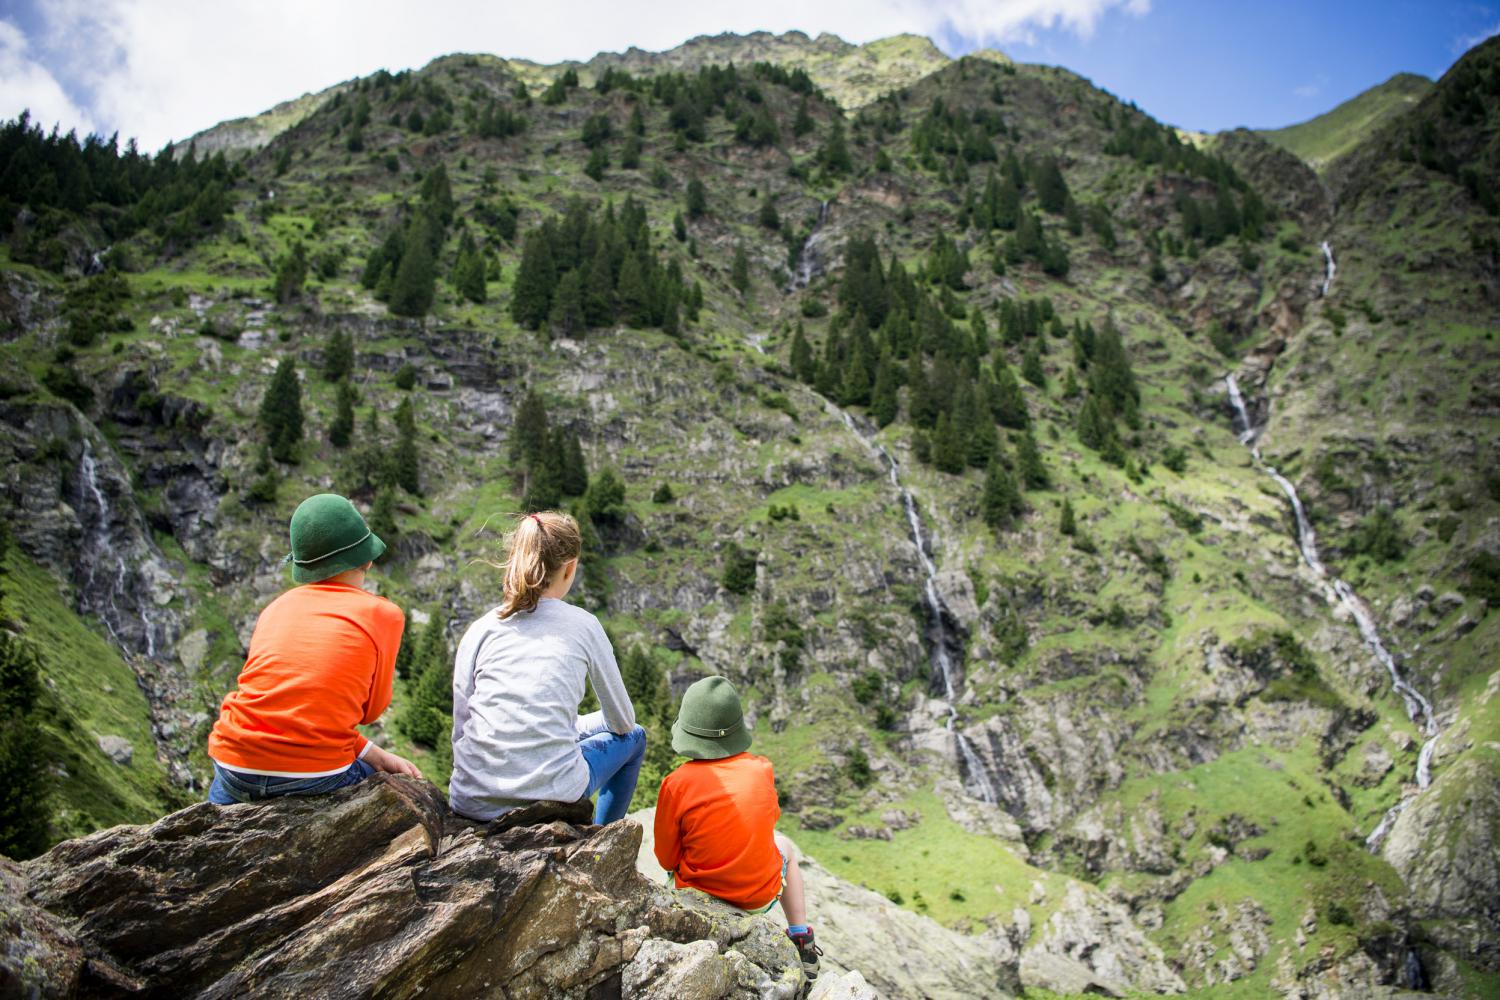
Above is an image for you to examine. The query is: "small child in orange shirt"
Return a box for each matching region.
[653,675,824,982]
[207,494,420,803]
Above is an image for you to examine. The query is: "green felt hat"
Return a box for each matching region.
[284,494,385,584]
[672,675,751,760]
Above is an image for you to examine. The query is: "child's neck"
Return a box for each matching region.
[321,568,367,589]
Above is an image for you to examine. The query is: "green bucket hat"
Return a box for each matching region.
[284,494,386,584]
[672,675,752,760]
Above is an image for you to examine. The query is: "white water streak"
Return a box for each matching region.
[1224,365,1438,850]
[834,406,999,804]
[1320,241,1337,298]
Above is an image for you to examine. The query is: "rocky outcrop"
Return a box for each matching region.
[631,806,1020,1000]
[2,776,812,999]
[1018,882,1186,997]
[1382,742,1500,968]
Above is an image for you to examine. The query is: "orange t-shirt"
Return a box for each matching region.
[653,752,782,909]
[207,581,404,775]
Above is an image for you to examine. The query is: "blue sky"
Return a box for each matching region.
[1,0,1496,150]
[950,0,1500,131]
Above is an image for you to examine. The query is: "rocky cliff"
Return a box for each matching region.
[2,777,824,999]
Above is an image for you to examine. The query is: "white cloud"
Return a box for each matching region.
[1454,19,1500,54]
[1293,84,1320,98]
[19,0,1151,150]
[0,18,98,136]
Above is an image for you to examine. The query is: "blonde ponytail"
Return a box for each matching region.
[496,511,583,618]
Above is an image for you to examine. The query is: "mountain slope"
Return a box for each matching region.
[3,29,1498,1000]
[1258,72,1432,170]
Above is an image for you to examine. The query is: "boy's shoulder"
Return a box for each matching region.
[281,583,401,623]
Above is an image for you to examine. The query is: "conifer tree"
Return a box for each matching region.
[793,98,814,137]
[790,324,815,384]
[260,358,304,462]
[557,427,590,497]
[1059,497,1076,536]
[273,242,308,304]
[393,397,421,495]
[323,329,354,382]
[759,194,780,231]
[511,389,550,468]
[982,458,1022,529]
[992,362,1029,429]
[329,379,356,448]
[522,449,564,512]
[511,228,557,329]
[932,413,966,474]
[731,243,750,295]
[820,117,853,175]
[1015,430,1048,488]
[419,162,455,226]
[0,550,51,860]
[616,253,651,326]
[451,230,487,303]
[685,177,707,219]
[548,268,586,337]
[871,354,899,427]
[967,417,998,468]
[389,211,438,317]
[394,609,416,680]
[583,466,627,524]
[1022,344,1046,388]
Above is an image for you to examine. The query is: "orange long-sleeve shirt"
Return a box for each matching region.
[654,752,782,910]
[208,581,404,776]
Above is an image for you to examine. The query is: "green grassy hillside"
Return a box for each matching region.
[1258,72,1431,170]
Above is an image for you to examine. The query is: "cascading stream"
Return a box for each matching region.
[1224,366,1438,849]
[786,200,831,292]
[78,438,166,660]
[834,406,1000,804]
[1320,241,1337,298]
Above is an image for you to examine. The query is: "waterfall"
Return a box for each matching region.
[1320,241,1336,298]
[78,438,167,660]
[1223,375,1438,848]
[786,200,831,292]
[834,406,1000,804]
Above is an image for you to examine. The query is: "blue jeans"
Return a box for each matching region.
[576,712,646,825]
[207,759,375,805]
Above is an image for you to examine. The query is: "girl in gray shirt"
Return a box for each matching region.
[449,511,643,823]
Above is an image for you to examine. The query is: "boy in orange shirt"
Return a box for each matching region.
[207,494,420,803]
[654,675,824,982]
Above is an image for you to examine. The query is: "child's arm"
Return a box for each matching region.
[450,623,482,746]
[584,618,637,735]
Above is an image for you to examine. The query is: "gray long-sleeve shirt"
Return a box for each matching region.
[448,598,636,821]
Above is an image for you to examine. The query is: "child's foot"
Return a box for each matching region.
[787,926,822,982]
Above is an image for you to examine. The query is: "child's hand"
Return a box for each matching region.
[366,743,423,778]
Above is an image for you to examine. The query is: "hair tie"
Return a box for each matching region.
[529,513,544,532]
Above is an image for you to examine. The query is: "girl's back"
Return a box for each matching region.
[449,597,633,820]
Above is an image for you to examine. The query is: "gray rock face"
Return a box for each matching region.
[1018,882,1186,997]
[1382,744,1500,967]
[3,777,809,999]
[95,734,133,766]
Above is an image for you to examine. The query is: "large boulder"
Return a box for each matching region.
[3,776,806,999]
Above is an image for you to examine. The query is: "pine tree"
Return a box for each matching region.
[510,228,557,329]
[559,428,589,497]
[272,242,308,304]
[260,357,304,463]
[584,146,608,181]
[871,354,899,427]
[731,243,750,295]
[758,194,780,231]
[548,268,585,337]
[1015,430,1048,488]
[992,363,1029,429]
[616,253,651,326]
[323,329,354,382]
[1034,156,1070,214]
[686,177,707,219]
[0,624,52,860]
[389,212,438,317]
[790,323,815,384]
[1059,497,1076,536]
[982,458,1022,530]
[793,98,814,137]
[932,413,966,474]
[583,466,627,524]
[821,117,853,175]
[329,379,356,448]
[394,397,421,495]
[1022,345,1046,388]
[419,162,455,226]
[451,230,486,303]
[511,389,550,467]
[394,609,416,680]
